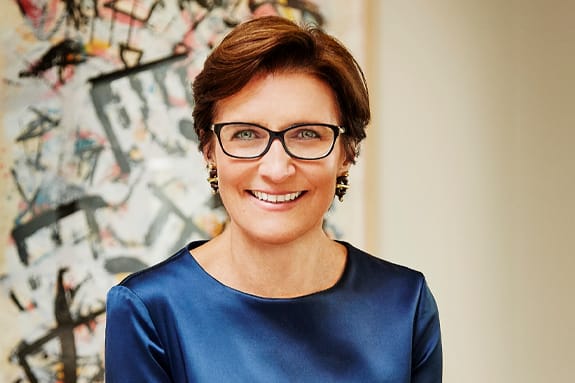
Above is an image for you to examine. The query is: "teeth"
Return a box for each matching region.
[252,191,302,203]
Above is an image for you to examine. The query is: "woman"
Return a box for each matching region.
[105,16,442,382]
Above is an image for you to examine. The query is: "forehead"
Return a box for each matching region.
[213,72,340,128]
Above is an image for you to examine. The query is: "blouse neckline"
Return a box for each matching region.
[185,240,351,302]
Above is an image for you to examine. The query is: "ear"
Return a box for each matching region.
[338,156,352,177]
[202,141,216,164]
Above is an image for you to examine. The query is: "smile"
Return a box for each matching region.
[251,191,303,203]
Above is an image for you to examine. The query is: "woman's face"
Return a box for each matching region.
[207,72,350,246]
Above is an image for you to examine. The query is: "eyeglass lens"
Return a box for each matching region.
[217,123,339,159]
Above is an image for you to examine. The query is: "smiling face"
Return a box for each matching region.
[206,72,350,246]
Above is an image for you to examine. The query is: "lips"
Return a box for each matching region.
[251,190,303,203]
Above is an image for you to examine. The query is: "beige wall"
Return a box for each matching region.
[366,0,575,382]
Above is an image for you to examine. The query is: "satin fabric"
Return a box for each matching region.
[105,241,442,382]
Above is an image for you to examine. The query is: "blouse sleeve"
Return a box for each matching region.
[411,278,443,383]
[105,285,173,383]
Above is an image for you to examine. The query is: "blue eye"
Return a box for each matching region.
[233,129,257,140]
[299,129,320,139]
[288,126,325,141]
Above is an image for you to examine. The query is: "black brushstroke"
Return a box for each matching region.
[13,107,60,176]
[134,78,186,156]
[19,38,88,83]
[119,43,143,68]
[63,0,90,30]
[9,290,35,312]
[103,0,166,23]
[15,107,60,142]
[10,168,41,223]
[146,182,209,254]
[11,196,108,265]
[54,268,76,383]
[11,305,106,383]
[74,133,104,184]
[178,118,197,142]
[89,82,131,176]
[89,52,188,84]
[191,0,223,10]
[104,256,149,274]
[89,53,189,176]
[104,0,169,68]
[10,268,105,383]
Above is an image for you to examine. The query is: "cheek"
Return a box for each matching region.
[214,157,247,194]
[213,168,237,211]
[308,164,340,193]
[215,162,232,191]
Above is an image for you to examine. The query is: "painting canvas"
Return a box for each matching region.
[0,1,367,381]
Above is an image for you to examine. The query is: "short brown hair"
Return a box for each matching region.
[192,16,370,163]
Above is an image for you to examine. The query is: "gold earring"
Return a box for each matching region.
[335,172,349,202]
[207,163,219,194]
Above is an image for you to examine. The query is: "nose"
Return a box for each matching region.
[258,139,296,182]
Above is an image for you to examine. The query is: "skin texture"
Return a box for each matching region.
[194,72,350,298]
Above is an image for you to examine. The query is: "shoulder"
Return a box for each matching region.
[342,241,425,283]
[114,240,207,299]
[338,241,431,306]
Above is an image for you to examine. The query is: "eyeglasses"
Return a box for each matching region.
[211,122,345,160]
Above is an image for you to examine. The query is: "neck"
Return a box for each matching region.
[198,225,346,298]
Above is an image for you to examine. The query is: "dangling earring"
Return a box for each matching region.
[207,163,219,194]
[335,172,350,202]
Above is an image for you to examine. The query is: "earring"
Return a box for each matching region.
[335,172,350,202]
[207,163,219,194]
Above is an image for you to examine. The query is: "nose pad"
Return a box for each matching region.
[265,137,291,158]
[258,139,295,181]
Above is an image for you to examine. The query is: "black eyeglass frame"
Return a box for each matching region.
[211,122,346,160]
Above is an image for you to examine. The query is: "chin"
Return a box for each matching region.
[252,230,303,246]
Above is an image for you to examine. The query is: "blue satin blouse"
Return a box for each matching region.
[105,241,442,382]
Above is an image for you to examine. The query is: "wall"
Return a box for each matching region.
[367,0,575,382]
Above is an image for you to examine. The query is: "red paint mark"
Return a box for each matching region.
[252,4,280,18]
[17,0,61,35]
